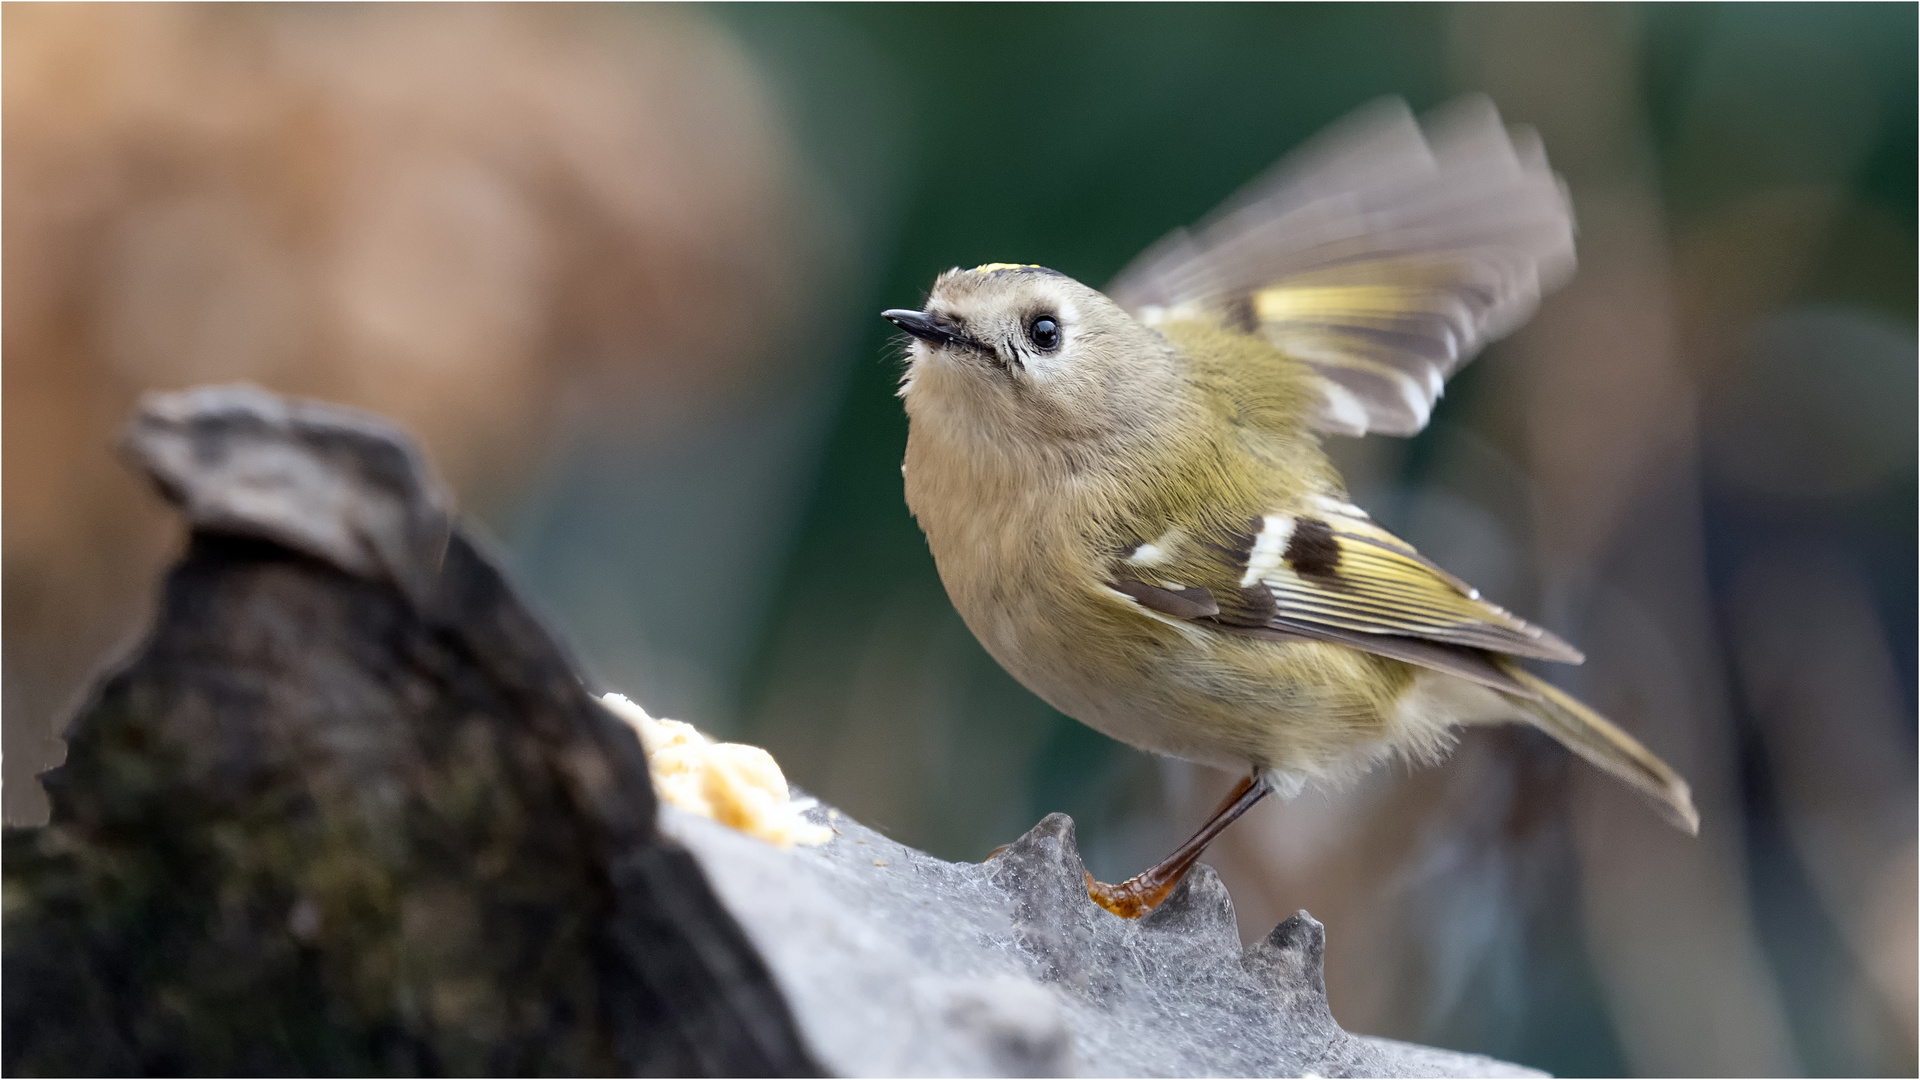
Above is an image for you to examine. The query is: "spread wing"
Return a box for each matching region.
[1107,499,1580,693]
[1106,96,1575,437]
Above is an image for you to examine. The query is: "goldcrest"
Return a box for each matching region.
[882,97,1695,916]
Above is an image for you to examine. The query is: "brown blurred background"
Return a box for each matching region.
[5,4,1913,1076]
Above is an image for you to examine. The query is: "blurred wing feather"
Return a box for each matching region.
[1108,96,1575,437]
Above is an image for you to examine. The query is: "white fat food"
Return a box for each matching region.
[600,692,831,848]
[1239,514,1296,588]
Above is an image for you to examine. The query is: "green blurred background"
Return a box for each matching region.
[6,4,1913,1075]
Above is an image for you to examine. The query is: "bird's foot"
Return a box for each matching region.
[1086,867,1189,919]
[1083,771,1273,919]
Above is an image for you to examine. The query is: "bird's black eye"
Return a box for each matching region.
[1028,314,1060,351]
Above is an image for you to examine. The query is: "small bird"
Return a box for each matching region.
[883,96,1696,919]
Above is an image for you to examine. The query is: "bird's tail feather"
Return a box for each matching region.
[1498,661,1699,835]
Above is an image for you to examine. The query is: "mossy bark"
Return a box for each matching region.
[4,387,818,1077]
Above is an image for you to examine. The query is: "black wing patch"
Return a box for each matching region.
[1104,503,1577,695]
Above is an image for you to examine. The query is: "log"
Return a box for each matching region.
[4,387,817,1076]
[3,384,1540,1077]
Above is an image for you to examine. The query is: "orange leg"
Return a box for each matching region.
[1086,772,1271,918]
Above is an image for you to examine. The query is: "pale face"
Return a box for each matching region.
[887,264,1176,449]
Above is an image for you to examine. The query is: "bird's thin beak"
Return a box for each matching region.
[882,308,966,349]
